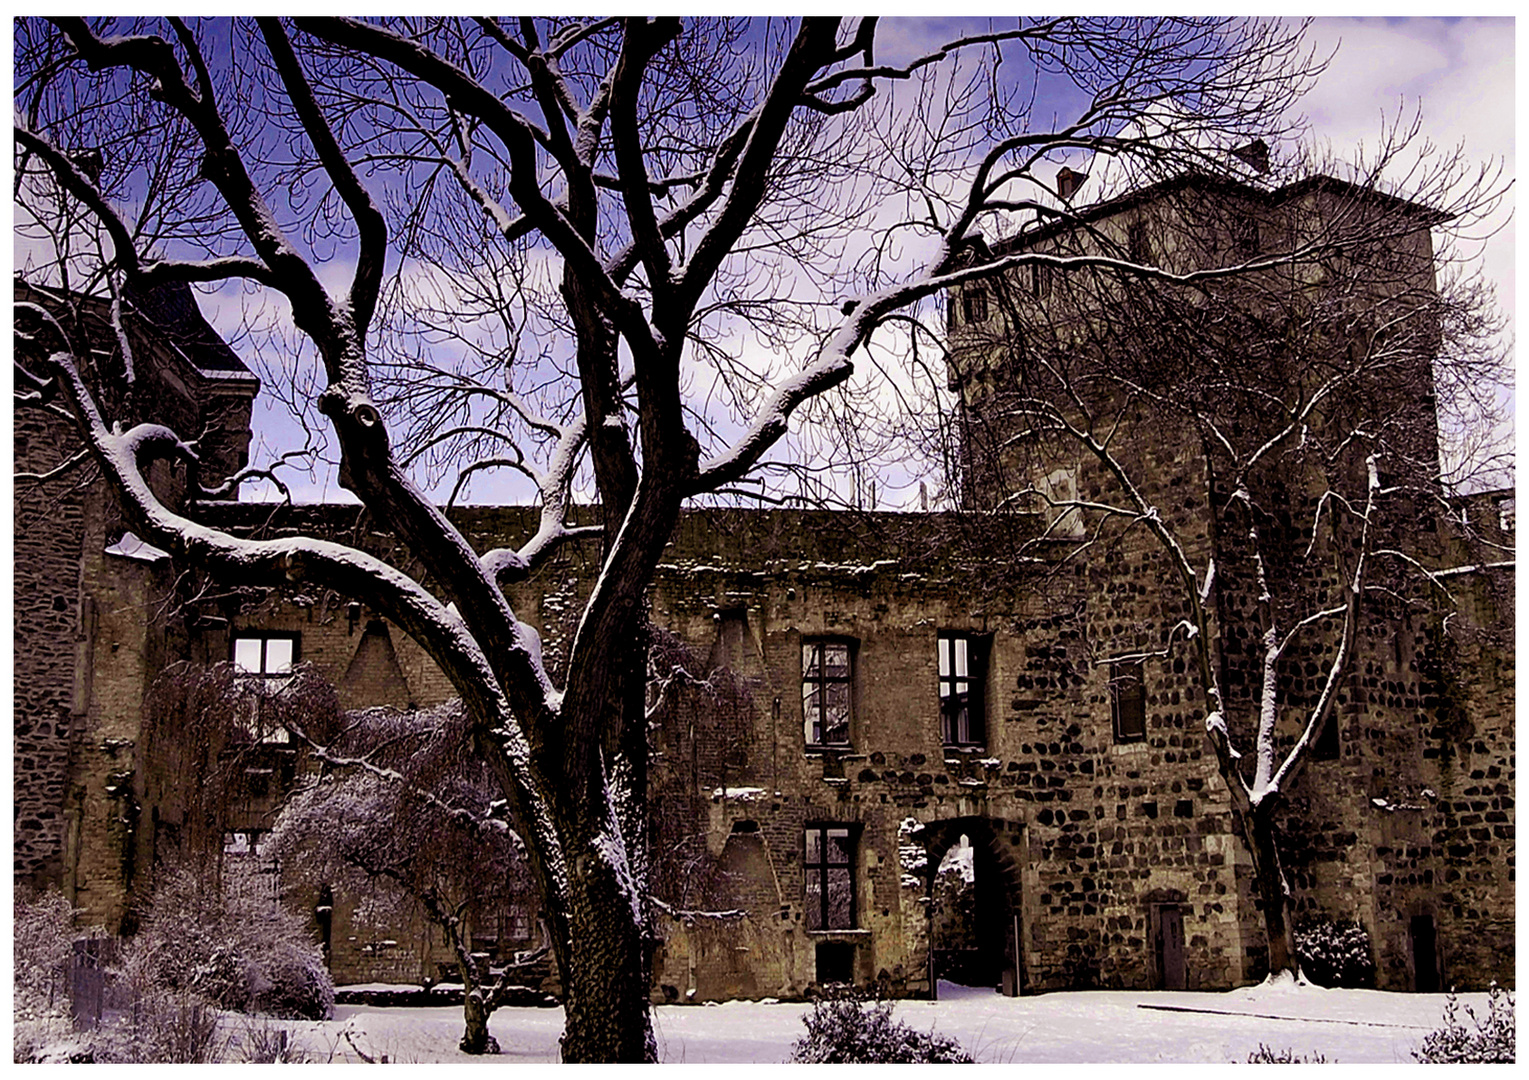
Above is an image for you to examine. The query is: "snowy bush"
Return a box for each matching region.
[1247,1044,1328,1063]
[13,888,95,1063]
[788,997,973,1063]
[94,955,225,1064]
[131,865,333,1020]
[1295,918,1375,988]
[1412,985,1515,1063]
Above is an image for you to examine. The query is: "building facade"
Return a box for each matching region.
[14,171,1514,998]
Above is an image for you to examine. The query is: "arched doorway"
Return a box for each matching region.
[923,818,1025,998]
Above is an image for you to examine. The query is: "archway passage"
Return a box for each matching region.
[923,818,1025,997]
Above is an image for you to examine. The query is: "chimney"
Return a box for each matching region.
[1056,166,1088,201]
[1231,139,1270,175]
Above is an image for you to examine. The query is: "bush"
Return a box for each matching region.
[1294,918,1375,989]
[789,997,974,1063]
[132,864,334,1020]
[1413,985,1515,1064]
[13,888,97,1063]
[1248,1044,1328,1063]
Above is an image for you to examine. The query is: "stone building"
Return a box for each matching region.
[13,167,1514,998]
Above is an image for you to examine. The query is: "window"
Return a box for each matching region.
[802,640,852,747]
[1496,495,1515,533]
[224,830,279,896]
[1313,710,1340,761]
[1231,215,1260,259]
[1110,661,1146,742]
[939,632,988,747]
[223,829,265,857]
[1038,465,1084,537]
[1127,220,1152,265]
[1030,261,1053,300]
[961,288,988,325]
[804,826,856,930]
[232,632,298,744]
[234,633,297,681]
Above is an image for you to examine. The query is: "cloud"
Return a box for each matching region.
[1297,18,1513,337]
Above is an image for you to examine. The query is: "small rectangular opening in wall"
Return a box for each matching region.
[815,942,855,986]
[1314,710,1340,761]
[1174,799,1194,818]
[1110,661,1146,743]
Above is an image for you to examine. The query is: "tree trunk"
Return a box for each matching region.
[556,865,656,1062]
[458,987,499,1055]
[1249,800,1299,980]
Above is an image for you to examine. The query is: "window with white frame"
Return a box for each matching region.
[232,632,298,744]
[939,632,988,747]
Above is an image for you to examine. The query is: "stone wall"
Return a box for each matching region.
[14,407,91,887]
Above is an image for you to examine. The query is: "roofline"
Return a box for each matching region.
[15,277,261,394]
[993,170,1449,256]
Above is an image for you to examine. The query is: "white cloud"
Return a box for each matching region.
[1297,18,1513,336]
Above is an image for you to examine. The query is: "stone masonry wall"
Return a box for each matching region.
[14,407,90,887]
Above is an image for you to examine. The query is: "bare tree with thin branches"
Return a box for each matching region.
[16,15,1503,1056]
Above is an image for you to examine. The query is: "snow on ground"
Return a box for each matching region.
[275,981,1488,1064]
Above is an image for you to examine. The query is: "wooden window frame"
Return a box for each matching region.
[939,632,988,748]
[802,639,854,748]
[803,824,857,931]
[961,287,988,325]
[231,631,301,744]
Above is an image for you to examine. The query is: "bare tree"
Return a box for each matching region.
[948,129,1510,979]
[266,703,539,1055]
[15,16,1439,1057]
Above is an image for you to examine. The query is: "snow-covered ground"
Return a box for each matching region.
[271,981,1487,1063]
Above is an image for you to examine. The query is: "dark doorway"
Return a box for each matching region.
[815,942,855,986]
[926,822,1022,996]
[1411,914,1440,993]
[1155,904,1186,990]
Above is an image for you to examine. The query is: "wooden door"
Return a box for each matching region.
[1158,904,1186,990]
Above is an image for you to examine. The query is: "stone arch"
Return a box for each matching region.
[920,816,1028,997]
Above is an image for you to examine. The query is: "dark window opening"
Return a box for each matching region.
[815,942,855,985]
[1231,215,1260,258]
[804,825,856,931]
[939,632,988,747]
[1314,710,1340,761]
[1127,220,1153,265]
[1030,262,1053,300]
[803,640,852,747]
[1110,661,1147,742]
[961,288,988,325]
